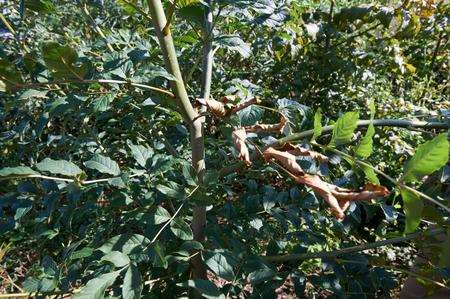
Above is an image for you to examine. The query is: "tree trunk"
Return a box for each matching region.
[147,0,207,280]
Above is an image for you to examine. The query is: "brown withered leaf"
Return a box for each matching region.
[295,174,345,219]
[264,147,390,220]
[201,97,261,118]
[332,183,390,203]
[245,115,287,134]
[232,128,252,166]
[280,143,328,163]
[263,147,304,176]
[205,98,227,117]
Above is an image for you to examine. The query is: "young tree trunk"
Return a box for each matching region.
[147,0,207,280]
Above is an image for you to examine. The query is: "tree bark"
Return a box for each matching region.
[147,0,207,280]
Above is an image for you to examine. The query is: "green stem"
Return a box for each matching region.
[273,119,449,147]
[13,79,175,98]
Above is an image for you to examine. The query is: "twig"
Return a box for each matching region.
[148,186,199,245]
[82,4,115,52]
[0,11,15,34]
[12,79,175,98]
[263,228,444,263]
[0,173,145,185]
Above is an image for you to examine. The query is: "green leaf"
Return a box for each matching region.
[85,154,120,176]
[0,59,23,92]
[117,0,139,14]
[359,163,380,185]
[74,271,120,299]
[101,251,130,267]
[329,111,359,147]
[42,42,89,80]
[311,108,322,141]
[180,279,225,299]
[403,133,449,183]
[92,94,114,112]
[99,234,150,255]
[36,158,82,177]
[129,144,153,168]
[204,251,235,281]
[70,247,94,260]
[237,105,264,126]
[170,218,193,240]
[151,242,168,269]
[0,166,38,177]
[154,206,171,225]
[216,35,251,58]
[248,266,276,285]
[401,188,423,234]
[355,123,375,158]
[122,265,142,299]
[156,183,185,199]
[368,100,376,119]
[25,0,55,13]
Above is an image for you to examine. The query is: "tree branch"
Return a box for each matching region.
[0,173,145,184]
[272,119,449,147]
[200,0,214,105]
[13,79,175,98]
[263,228,444,263]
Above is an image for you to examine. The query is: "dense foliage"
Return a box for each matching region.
[0,0,449,298]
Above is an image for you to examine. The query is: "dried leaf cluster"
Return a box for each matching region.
[222,99,390,219]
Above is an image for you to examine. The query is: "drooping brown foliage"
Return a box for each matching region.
[232,128,252,166]
[204,98,227,117]
[200,97,262,118]
[262,147,305,176]
[263,147,390,220]
[279,142,329,163]
[245,115,287,134]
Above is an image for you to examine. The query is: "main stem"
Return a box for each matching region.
[201,0,213,104]
[147,0,207,279]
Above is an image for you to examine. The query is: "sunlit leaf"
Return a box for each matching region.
[355,123,375,158]
[0,166,38,177]
[74,271,120,299]
[401,188,422,234]
[329,111,359,147]
[403,133,449,183]
[85,154,120,176]
[312,108,322,141]
[36,158,83,177]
